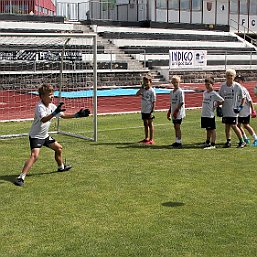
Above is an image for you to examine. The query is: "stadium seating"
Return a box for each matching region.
[0,19,256,86]
[94,25,257,71]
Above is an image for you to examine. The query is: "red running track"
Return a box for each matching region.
[1,82,256,120]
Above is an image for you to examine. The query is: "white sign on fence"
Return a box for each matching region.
[169,50,207,69]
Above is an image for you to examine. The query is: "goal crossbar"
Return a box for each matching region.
[0,32,98,141]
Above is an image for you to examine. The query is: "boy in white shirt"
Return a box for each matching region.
[167,75,185,148]
[136,74,156,145]
[14,84,90,186]
[201,77,224,149]
[234,75,257,146]
[219,69,246,148]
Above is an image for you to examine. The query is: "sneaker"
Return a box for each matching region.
[138,139,149,144]
[244,138,250,144]
[223,142,231,148]
[14,177,24,186]
[237,141,246,148]
[202,142,211,147]
[170,142,182,148]
[204,145,216,150]
[251,140,257,147]
[57,165,72,172]
[146,139,154,145]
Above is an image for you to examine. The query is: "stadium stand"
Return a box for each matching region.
[0,18,256,86]
[93,26,257,71]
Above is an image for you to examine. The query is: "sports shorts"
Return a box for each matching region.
[172,118,182,124]
[29,136,56,150]
[141,113,153,120]
[201,117,216,130]
[238,115,250,124]
[222,117,238,125]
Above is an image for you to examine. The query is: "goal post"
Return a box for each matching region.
[0,32,98,141]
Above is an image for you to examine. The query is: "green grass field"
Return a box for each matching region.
[0,110,257,257]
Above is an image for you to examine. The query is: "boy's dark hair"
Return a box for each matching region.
[204,77,214,85]
[38,84,54,96]
[142,74,152,82]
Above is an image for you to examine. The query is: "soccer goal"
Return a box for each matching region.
[0,33,98,141]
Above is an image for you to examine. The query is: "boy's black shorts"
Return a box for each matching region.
[222,117,238,125]
[201,117,216,130]
[29,136,56,150]
[172,118,182,124]
[141,113,153,120]
[238,115,250,124]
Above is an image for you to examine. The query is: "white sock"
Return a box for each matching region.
[18,173,26,180]
[242,132,247,139]
[59,164,64,169]
[253,134,257,141]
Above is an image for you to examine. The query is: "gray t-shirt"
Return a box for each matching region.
[170,88,185,119]
[201,90,224,118]
[219,82,245,117]
[29,101,61,139]
[141,87,156,113]
[239,86,252,117]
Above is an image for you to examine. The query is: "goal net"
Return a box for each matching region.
[0,33,98,141]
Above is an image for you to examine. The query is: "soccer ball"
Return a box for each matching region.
[254,84,257,97]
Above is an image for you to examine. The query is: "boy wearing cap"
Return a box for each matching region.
[235,75,257,146]
[136,74,156,145]
[201,77,224,149]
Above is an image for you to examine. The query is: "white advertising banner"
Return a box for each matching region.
[169,50,207,69]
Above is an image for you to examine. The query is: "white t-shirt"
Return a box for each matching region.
[170,88,185,119]
[219,81,245,117]
[239,86,252,117]
[141,87,156,113]
[29,101,61,139]
[201,90,224,118]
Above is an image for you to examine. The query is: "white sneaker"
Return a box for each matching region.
[204,145,216,149]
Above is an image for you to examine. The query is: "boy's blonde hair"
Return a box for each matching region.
[171,75,181,83]
[38,84,54,96]
[225,69,236,77]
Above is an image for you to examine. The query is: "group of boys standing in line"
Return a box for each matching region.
[136,69,257,149]
[14,69,256,186]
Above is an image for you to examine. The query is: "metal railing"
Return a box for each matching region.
[230,18,257,47]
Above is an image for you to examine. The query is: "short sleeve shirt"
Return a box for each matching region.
[239,86,252,117]
[29,101,59,139]
[201,90,224,118]
[170,88,186,119]
[141,87,156,114]
[219,82,245,117]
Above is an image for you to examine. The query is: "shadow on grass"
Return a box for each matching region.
[96,141,201,149]
[97,142,235,150]
[0,171,59,185]
[115,143,206,150]
[0,174,18,184]
[161,201,185,207]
